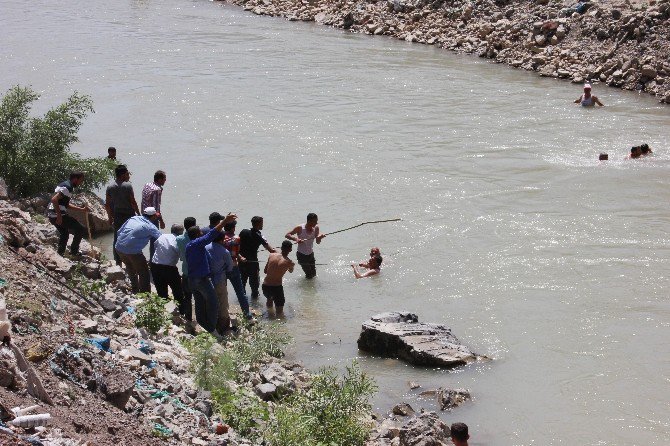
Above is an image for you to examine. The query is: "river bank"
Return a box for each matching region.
[218,0,670,103]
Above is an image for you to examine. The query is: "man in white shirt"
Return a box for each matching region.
[150,223,184,301]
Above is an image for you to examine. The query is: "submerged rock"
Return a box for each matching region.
[357,312,480,368]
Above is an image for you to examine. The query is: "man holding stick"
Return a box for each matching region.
[286,213,326,279]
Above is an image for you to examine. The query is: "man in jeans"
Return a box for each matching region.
[176,216,197,324]
[105,165,139,266]
[46,172,90,257]
[239,216,275,299]
[185,213,236,335]
[223,221,254,321]
[150,224,184,303]
[115,207,162,294]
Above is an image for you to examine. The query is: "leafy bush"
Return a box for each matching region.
[183,333,237,390]
[232,321,291,367]
[0,85,115,197]
[135,292,170,335]
[266,362,377,446]
[212,386,269,440]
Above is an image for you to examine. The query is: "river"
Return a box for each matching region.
[2,0,670,444]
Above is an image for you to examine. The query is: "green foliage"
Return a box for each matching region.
[212,386,269,440]
[67,263,106,298]
[0,85,115,197]
[183,333,237,390]
[135,292,170,335]
[232,321,292,367]
[266,362,377,446]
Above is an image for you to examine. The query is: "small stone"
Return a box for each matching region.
[105,266,126,284]
[640,65,657,79]
[392,403,415,416]
[408,381,420,389]
[254,383,277,401]
[80,319,98,334]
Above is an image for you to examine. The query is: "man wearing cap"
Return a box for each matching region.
[105,165,140,266]
[151,224,185,303]
[262,240,295,317]
[574,84,604,106]
[115,207,163,294]
[185,213,237,334]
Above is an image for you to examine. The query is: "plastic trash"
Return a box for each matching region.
[9,414,51,428]
[86,337,112,352]
[11,405,40,417]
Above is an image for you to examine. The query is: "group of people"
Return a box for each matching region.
[598,143,654,161]
[47,159,384,338]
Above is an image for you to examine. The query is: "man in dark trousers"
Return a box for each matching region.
[46,172,90,257]
[239,216,275,299]
[105,165,139,266]
[150,224,184,303]
[285,213,326,279]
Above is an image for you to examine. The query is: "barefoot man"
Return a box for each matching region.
[263,240,295,316]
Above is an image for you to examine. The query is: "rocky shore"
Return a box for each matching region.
[217,0,670,103]
[0,188,469,445]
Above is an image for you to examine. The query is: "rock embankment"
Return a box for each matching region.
[358,312,482,367]
[218,0,670,103]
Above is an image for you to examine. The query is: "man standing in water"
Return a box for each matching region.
[574,84,604,106]
[286,213,326,279]
[239,216,275,299]
[263,240,295,317]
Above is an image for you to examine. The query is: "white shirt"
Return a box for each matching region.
[297,224,319,255]
[151,234,180,266]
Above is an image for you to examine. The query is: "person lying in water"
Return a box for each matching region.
[574,84,604,107]
[351,254,382,279]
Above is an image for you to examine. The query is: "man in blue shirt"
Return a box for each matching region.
[185,213,236,334]
[176,216,197,323]
[115,207,162,294]
[206,232,233,333]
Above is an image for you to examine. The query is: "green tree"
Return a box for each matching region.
[0,85,115,197]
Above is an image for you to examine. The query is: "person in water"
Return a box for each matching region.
[628,146,642,159]
[640,143,653,156]
[286,213,326,279]
[262,240,295,317]
[351,254,382,279]
[574,84,604,107]
[358,247,381,267]
[450,422,470,446]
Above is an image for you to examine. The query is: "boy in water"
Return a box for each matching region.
[263,240,295,317]
[286,213,326,279]
[351,254,382,279]
[450,422,469,446]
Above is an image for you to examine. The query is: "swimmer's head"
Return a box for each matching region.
[599,153,608,161]
[373,255,383,268]
[631,146,642,158]
[641,143,651,154]
[370,247,380,257]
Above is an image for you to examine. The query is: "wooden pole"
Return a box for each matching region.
[85,212,93,242]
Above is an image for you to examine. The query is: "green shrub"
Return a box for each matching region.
[183,333,237,390]
[135,292,170,335]
[67,263,106,298]
[232,321,291,367]
[0,85,115,197]
[212,386,269,440]
[266,361,377,446]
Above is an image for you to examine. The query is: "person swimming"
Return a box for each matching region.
[574,84,604,107]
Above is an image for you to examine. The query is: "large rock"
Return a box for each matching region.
[399,411,451,445]
[70,192,113,235]
[357,312,480,368]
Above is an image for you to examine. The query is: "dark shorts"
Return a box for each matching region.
[262,284,285,307]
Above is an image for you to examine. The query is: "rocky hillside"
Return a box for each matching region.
[220,0,670,103]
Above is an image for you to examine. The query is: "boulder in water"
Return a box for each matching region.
[357,312,481,368]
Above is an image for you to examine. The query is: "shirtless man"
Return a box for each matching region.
[285,213,326,279]
[263,240,295,316]
[358,247,381,267]
[352,254,382,279]
[574,84,604,107]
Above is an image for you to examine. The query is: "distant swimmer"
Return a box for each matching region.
[628,146,642,159]
[598,153,609,161]
[351,254,382,279]
[263,240,295,317]
[574,84,604,107]
[640,143,653,156]
[286,213,326,279]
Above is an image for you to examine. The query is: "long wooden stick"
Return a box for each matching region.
[323,218,402,236]
[85,212,93,242]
